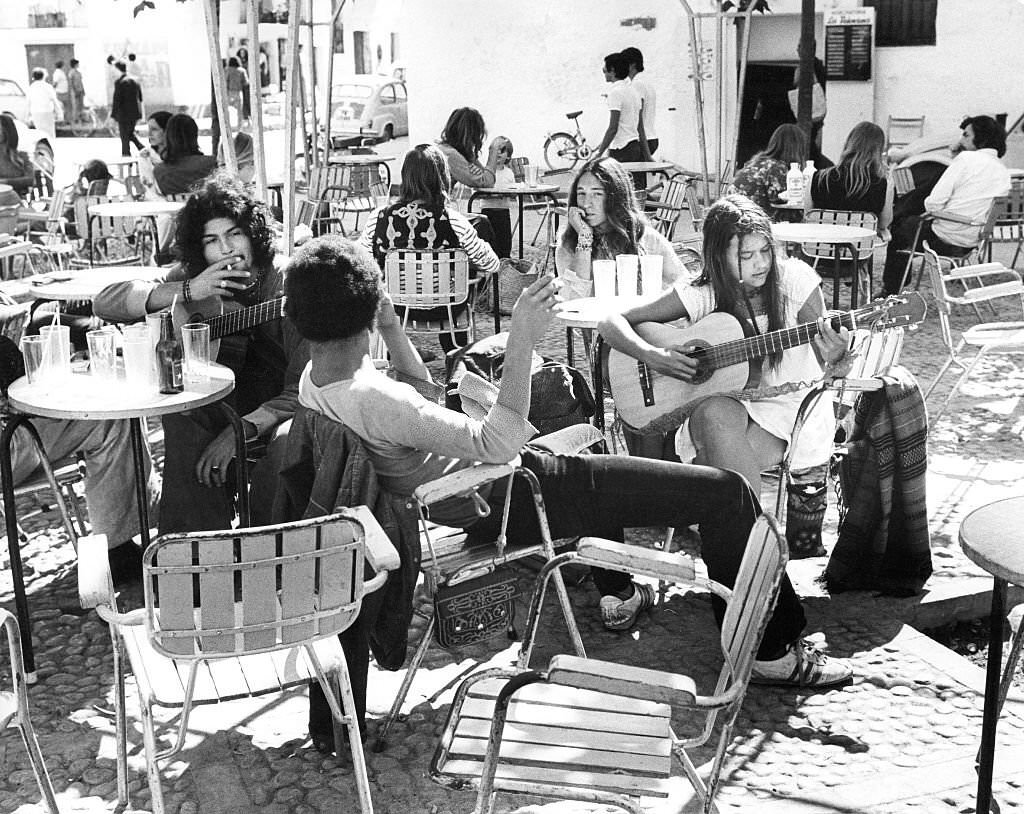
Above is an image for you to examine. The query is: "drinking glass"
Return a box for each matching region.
[39,324,71,380]
[181,323,211,387]
[20,335,46,385]
[616,254,640,297]
[640,255,664,296]
[122,324,154,389]
[525,164,540,187]
[146,312,165,380]
[592,259,616,299]
[86,328,118,382]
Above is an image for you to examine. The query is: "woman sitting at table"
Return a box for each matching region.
[437,106,512,258]
[729,124,807,215]
[358,143,499,351]
[555,156,685,300]
[0,114,36,198]
[149,113,217,196]
[139,109,172,164]
[805,121,893,238]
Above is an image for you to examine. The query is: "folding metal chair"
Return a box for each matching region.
[431,514,788,814]
[384,248,476,349]
[78,511,399,814]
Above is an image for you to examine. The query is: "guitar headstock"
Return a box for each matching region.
[862,292,928,331]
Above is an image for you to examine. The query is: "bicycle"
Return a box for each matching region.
[68,100,117,138]
[543,110,594,173]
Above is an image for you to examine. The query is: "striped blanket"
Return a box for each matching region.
[823,365,932,596]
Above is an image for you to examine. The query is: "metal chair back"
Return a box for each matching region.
[384,248,475,345]
[648,177,689,240]
[886,115,926,153]
[803,209,878,262]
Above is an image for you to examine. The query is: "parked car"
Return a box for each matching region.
[0,77,30,123]
[328,76,408,143]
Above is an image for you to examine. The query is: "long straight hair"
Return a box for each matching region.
[439,107,486,163]
[821,121,886,198]
[697,194,786,369]
[398,144,451,210]
[748,123,807,168]
[560,157,648,256]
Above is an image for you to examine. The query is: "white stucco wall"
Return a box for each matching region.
[400,0,713,171]
[873,0,1024,141]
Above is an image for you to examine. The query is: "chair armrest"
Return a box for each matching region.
[344,505,400,572]
[575,537,716,594]
[77,533,145,626]
[945,263,1020,282]
[645,201,683,212]
[926,210,984,227]
[547,654,696,706]
[414,459,519,507]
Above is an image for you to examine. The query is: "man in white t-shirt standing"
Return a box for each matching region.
[51,61,69,123]
[622,47,658,156]
[594,51,651,187]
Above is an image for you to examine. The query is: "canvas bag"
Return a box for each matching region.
[788,83,827,122]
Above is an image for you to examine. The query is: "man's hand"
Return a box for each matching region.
[194,427,237,488]
[187,255,252,302]
[510,274,562,346]
[376,289,401,331]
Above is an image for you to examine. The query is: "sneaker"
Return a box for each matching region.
[599,582,655,631]
[751,638,853,688]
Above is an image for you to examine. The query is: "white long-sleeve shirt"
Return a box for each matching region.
[925,148,1010,247]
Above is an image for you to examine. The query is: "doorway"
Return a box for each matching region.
[24,43,76,85]
[736,61,797,169]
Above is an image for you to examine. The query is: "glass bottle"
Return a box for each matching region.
[156,312,183,394]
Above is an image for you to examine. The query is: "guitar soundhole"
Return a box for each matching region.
[683,341,713,385]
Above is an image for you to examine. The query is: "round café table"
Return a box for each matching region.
[2,361,244,681]
[469,183,561,332]
[771,221,877,310]
[959,497,1024,814]
[555,295,644,431]
[26,265,167,302]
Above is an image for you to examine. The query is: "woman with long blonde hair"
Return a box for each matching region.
[805,121,892,234]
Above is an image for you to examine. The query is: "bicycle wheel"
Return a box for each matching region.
[544,132,581,173]
[70,109,97,138]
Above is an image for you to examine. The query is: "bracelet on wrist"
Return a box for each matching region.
[577,234,593,252]
[182,278,193,304]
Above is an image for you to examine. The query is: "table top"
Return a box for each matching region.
[326,154,396,165]
[9,361,234,421]
[88,200,185,218]
[772,222,877,243]
[771,200,806,211]
[0,183,12,195]
[555,295,645,329]
[616,161,676,173]
[25,265,167,302]
[471,183,560,196]
[959,497,1024,585]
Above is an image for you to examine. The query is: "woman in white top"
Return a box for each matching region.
[599,193,850,498]
[555,156,684,300]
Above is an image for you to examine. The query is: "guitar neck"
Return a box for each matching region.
[205,297,286,340]
[702,308,866,370]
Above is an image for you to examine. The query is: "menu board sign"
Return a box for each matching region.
[825,8,874,81]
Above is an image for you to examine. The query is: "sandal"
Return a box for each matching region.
[599,582,655,631]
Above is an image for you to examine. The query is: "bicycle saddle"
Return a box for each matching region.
[565,110,583,120]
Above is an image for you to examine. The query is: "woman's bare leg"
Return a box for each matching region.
[688,396,786,494]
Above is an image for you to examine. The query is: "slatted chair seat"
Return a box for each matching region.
[432,516,789,814]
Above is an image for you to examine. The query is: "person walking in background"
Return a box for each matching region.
[622,47,657,156]
[594,51,651,189]
[127,53,142,80]
[67,59,85,121]
[110,60,144,157]
[27,68,61,140]
[225,57,249,126]
[52,61,69,123]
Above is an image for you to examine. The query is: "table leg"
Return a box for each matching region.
[129,418,151,551]
[1,415,36,681]
[492,273,501,335]
[976,576,1006,814]
[566,326,575,368]
[517,196,525,259]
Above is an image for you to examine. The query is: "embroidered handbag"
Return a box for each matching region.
[785,471,828,559]
[433,568,520,649]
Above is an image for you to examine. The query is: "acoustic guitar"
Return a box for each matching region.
[174,295,286,368]
[606,292,927,435]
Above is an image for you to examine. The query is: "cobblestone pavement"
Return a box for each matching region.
[3,224,1024,813]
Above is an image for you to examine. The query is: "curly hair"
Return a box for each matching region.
[439,107,487,163]
[560,156,648,257]
[284,236,381,342]
[172,171,276,278]
[698,193,786,369]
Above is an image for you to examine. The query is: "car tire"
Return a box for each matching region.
[382,124,394,143]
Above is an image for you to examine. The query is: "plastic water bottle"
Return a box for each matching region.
[786,162,804,206]
[803,160,816,198]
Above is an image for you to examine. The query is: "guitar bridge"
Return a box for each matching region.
[637,360,655,407]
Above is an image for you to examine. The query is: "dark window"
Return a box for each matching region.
[390,33,399,63]
[864,0,937,46]
[353,31,370,74]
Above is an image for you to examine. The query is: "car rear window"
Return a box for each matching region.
[332,84,372,99]
[0,79,25,96]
